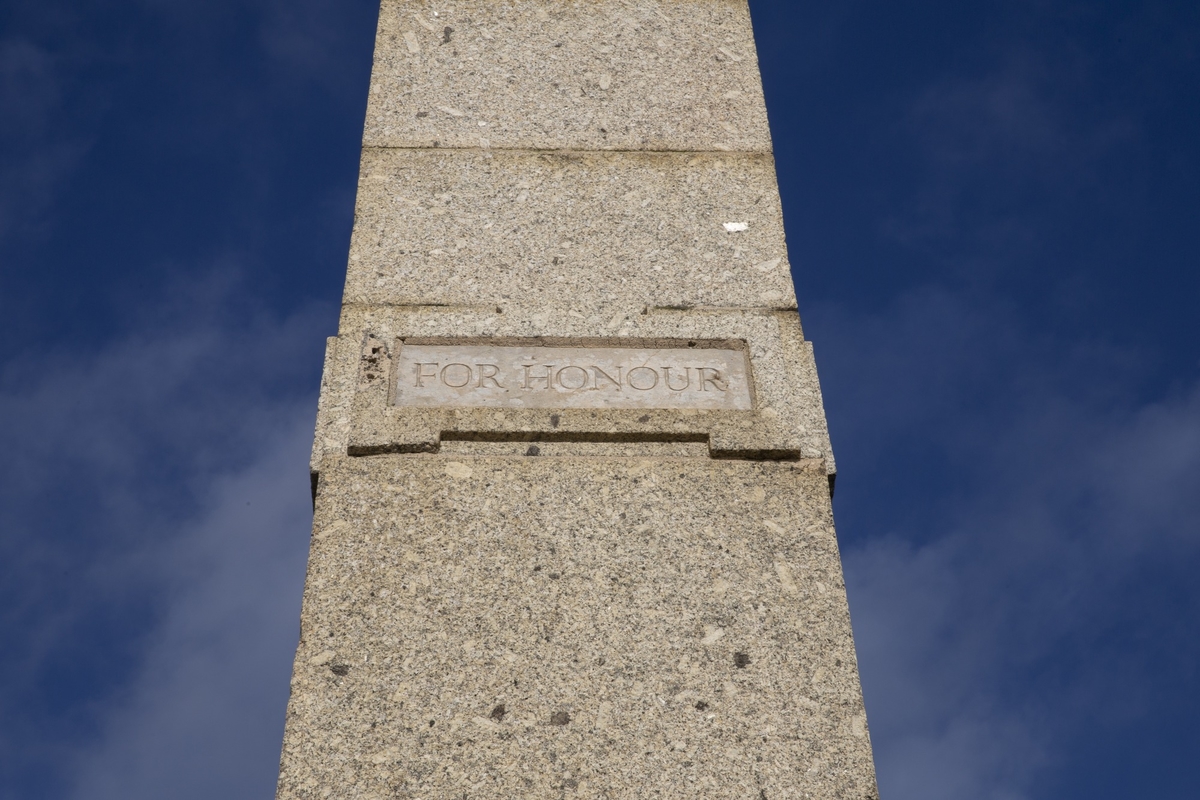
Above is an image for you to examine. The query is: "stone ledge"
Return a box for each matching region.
[308,306,834,477]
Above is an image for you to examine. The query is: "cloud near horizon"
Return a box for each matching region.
[817,288,1200,799]
[0,274,1193,799]
[0,275,329,797]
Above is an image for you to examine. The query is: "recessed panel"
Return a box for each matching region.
[392,343,753,410]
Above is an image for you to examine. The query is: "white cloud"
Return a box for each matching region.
[67,412,312,800]
[816,289,1200,800]
[0,276,331,797]
[0,38,89,241]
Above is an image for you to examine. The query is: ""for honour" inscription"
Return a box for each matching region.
[392,343,753,410]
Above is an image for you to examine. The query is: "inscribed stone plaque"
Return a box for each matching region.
[392,344,753,410]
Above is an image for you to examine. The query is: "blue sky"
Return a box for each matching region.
[1,1,1197,798]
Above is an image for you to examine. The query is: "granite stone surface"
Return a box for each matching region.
[365,0,772,152]
[344,148,796,316]
[310,336,358,480]
[277,455,877,799]
[281,0,877,795]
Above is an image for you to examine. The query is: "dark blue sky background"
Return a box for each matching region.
[1,1,1197,798]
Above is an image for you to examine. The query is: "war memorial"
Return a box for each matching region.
[275,1,879,797]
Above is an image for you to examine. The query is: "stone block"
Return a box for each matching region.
[277,455,877,799]
[344,148,797,316]
[365,0,772,152]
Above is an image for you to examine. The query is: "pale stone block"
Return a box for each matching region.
[278,455,877,799]
[345,148,797,315]
[365,0,772,152]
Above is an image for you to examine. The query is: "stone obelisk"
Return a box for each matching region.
[276,1,878,797]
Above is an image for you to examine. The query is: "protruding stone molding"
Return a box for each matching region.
[309,306,834,472]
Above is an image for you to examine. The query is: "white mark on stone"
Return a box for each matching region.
[718,47,743,62]
[746,486,766,503]
[403,31,420,54]
[701,625,725,645]
[535,8,550,21]
[763,519,784,535]
[444,462,473,479]
[723,222,748,232]
[598,73,612,90]
[438,105,465,117]
[414,14,435,32]
[314,520,349,540]
[851,715,867,737]
[711,577,732,593]
[760,290,784,302]
[760,406,779,419]
[774,558,798,595]
[370,746,400,764]
[310,650,336,666]
[755,257,782,272]
[595,701,612,730]
[722,90,743,100]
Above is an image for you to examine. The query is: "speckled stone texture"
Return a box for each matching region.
[279,0,878,795]
[345,149,796,316]
[364,0,772,152]
[278,456,874,799]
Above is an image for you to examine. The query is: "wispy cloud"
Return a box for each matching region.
[66,415,313,799]
[882,53,1139,280]
[813,289,1200,799]
[0,38,89,240]
[0,272,330,797]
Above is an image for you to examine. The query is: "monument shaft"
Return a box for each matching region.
[277,1,878,797]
